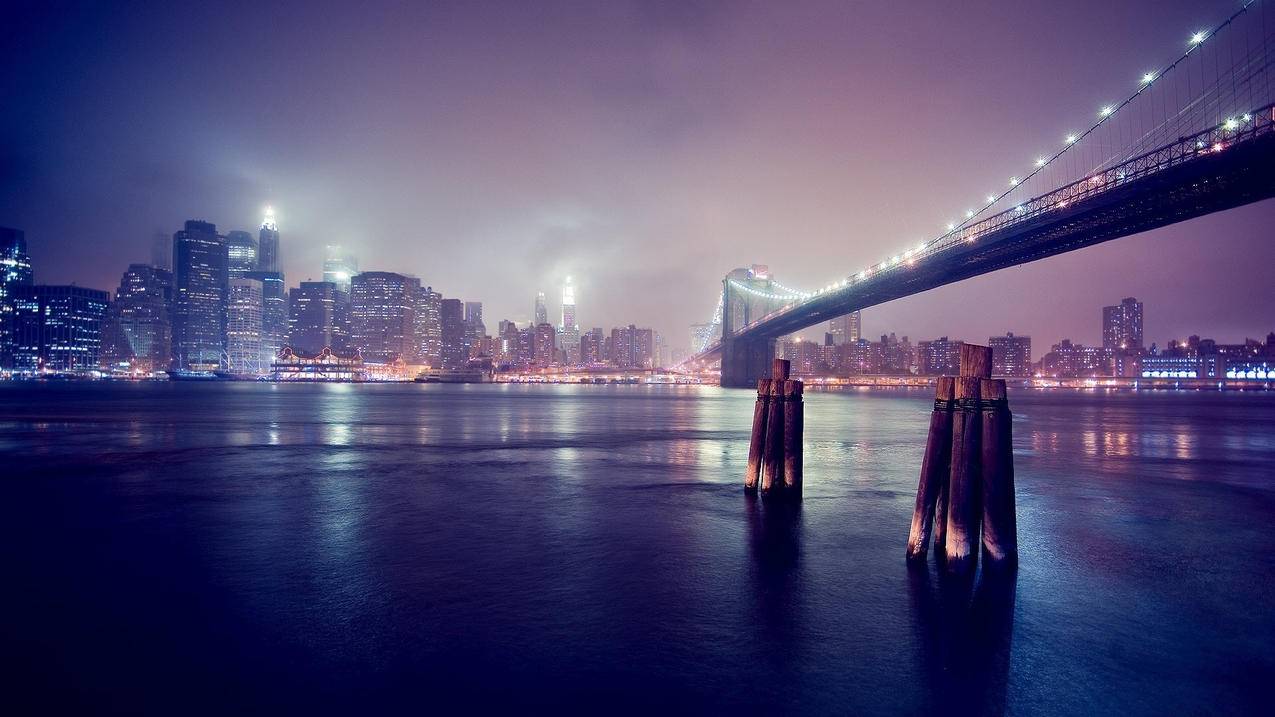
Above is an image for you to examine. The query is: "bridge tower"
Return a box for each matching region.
[720,267,779,388]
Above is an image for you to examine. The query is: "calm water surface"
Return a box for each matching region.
[2,383,1272,715]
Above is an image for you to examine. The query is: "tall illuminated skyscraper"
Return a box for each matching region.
[350,271,418,363]
[258,206,280,273]
[225,230,258,279]
[416,286,441,366]
[828,311,861,345]
[244,270,286,365]
[288,281,346,355]
[323,244,358,293]
[171,220,228,369]
[227,278,264,374]
[534,291,548,326]
[102,263,172,372]
[1102,297,1144,352]
[440,298,466,369]
[1,226,34,370]
[560,277,579,365]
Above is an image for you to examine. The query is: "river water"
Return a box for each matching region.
[1,383,1271,714]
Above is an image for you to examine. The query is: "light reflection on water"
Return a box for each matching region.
[0,382,1271,714]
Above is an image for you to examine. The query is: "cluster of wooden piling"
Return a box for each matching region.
[906,345,1018,572]
[744,359,803,500]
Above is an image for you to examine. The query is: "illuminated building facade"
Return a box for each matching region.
[580,327,603,365]
[416,286,442,366]
[171,220,228,369]
[609,324,654,369]
[440,298,466,369]
[225,230,258,279]
[828,311,861,345]
[323,245,358,294]
[289,281,347,355]
[534,323,556,365]
[244,270,286,367]
[918,336,962,376]
[1102,297,1144,351]
[350,271,418,363]
[534,291,548,326]
[560,277,579,365]
[11,285,109,373]
[258,207,280,273]
[989,332,1032,377]
[102,264,172,372]
[227,278,264,374]
[1041,339,1114,377]
[0,226,34,370]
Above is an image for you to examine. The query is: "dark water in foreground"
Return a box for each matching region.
[1,383,1272,715]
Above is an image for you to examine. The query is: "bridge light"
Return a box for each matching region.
[1242,113,1252,122]
[947,222,956,231]
[1224,117,1238,130]
[1100,106,1114,117]
[965,209,975,218]
[1141,72,1156,84]
[1065,134,1078,144]
[986,194,996,203]
[1213,142,1224,152]
[1035,157,1047,167]
[1190,31,1207,45]
[1015,204,1026,212]
[1009,176,1019,186]
[857,271,867,280]
[916,242,926,252]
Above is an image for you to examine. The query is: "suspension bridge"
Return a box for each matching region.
[681,1,1275,387]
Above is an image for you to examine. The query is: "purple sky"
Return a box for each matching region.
[3,0,1272,357]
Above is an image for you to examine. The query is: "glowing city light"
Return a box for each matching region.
[1190,31,1207,45]
[1100,106,1114,117]
[1224,117,1238,130]
[1142,72,1156,84]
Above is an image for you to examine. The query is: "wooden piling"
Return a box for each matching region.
[782,379,803,496]
[760,378,785,496]
[959,343,994,379]
[944,376,982,573]
[744,379,772,493]
[980,379,1018,568]
[906,376,956,561]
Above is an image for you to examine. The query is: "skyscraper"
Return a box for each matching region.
[534,291,548,326]
[350,271,418,363]
[323,244,358,294]
[416,286,442,366]
[171,220,228,369]
[534,323,556,365]
[11,285,110,373]
[103,263,172,372]
[828,311,861,344]
[560,277,579,365]
[289,281,347,355]
[989,332,1032,377]
[244,270,287,366]
[150,231,171,271]
[1,226,34,370]
[1102,297,1144,352]
[465,301,486,340]
[227,278,264,374]
[440,298,466,369]
[610,325,654,369]
[258,206,280,273]
[225,230,258,279]
[580,327,603,365]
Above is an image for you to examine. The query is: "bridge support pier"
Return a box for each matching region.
[721,337,777,388]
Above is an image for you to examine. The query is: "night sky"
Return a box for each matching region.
[3,0,1272,356]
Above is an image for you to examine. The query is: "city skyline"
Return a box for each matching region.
[4,0,1273,350]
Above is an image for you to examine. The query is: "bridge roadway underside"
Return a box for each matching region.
[717,132,1275,387]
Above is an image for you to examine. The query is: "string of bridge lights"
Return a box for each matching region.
[722,5,1257,313]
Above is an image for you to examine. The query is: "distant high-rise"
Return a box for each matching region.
[416,286,442,366]
[171,220,228,369]
[464,301,486,340]
[828,311,861,345]
[11,285,109,373]
[534,291,548,326]
[1102,297,1144,352]
[323,244,358,294]
[918,336,962,376]
[350,271,418,363]
[227,278,264,374]
[989,332,1032,377]
[610,325,654,369]
[150,231,171,271]
[225,230,258,279]
[440,299,466,369]
[534,323,556,365]
[289,281,347,355]
[243,270,287,365]
[258,206,280,273]
[102,264,172,372]
[580,327,603,365]
[1,226,35,370]
[560,277,579,365]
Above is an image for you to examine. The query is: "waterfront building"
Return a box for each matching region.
[171,220,228,369]
[289,281,346,355]
[415,286,442,366]
[534,323,557,365]
[11,285,109,373]
[102,264,172,373]
[243,270,286,368]
[322,245,358,294]
[225,230,258,279]
[1041,339,1114,377]
[828,311,861,345]
[440,298,466,369]
[497,321,520,365]
[609,325,654,369]
[516,325,534,366]
[580,327,603,365]
[534,291,548,326]
[1139,355,1201,379]
[258,207,280,273]
[1,226,34,370]
[271,346,365,382]
[989,332,1032,377]
[1102,297,1144,352]
[782,338,826,375]
[350,271,418,363]
[918,336,962,375]
[227,278,264,374]
[560,277,580,365]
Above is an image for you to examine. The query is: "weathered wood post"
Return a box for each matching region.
[782,379,803,496]
[744,378,772,493]
[980,378,1018,568]
[906,376,956,561]
[760,360,790,497]
[944,344,993,573]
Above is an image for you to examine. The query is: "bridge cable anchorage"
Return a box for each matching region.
[690,0,1274,366]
